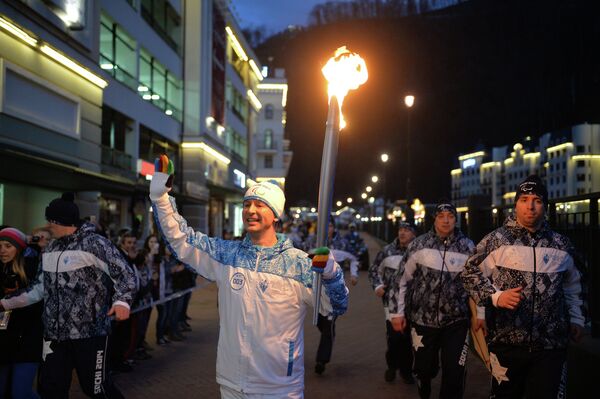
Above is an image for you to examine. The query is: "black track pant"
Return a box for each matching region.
[489,344,567,399]
[385,320,414,376]
[412,321,469,399]
[39,335,124,399]
[316,314,337,364]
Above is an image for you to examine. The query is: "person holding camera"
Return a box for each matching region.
[0,227,43,398]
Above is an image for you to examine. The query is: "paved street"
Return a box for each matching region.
[72,232,490,398]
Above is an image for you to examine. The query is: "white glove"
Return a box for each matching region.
[149,155,174,201]
[149,172,171,201]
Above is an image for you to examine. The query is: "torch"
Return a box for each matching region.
[313,46,368,325]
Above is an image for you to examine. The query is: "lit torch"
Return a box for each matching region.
[313,46,368,325]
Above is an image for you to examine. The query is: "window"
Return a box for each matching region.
[139,124,179,166]
[139,49,183,121]
[264,155,273,168]
[141,0,182,53]
[264,129,273,149]
[265,104,274,120]
[227,82,247,122]
[577,160,585,168]
[100,14,137,90]
[577,174,585,182]
[576,145,585,153]
[101,106,134,170]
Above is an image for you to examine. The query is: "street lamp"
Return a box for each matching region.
[404,94,415,223]
[336,200,342,207]
[347,197,353,204]
[366,186,372,193]
[371,175,379,183]
[361,193,367,199]
[380,153,389,240]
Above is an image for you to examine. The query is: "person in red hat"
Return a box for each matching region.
[0,227,43,398]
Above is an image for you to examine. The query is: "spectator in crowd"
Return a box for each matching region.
[314,245,359,376]
[149,156,348,399]
[0,193,136,398]
[313,218,354,375]
[389,202,478,399]
[0,227,43,399]
[462,175,584,398]
[110,229,139,373]
[368,222,417,384]
[153,245,178,345]
[129,243,153,361]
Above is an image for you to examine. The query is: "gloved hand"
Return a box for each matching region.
[149,154,174,201]
[311,247,330,274]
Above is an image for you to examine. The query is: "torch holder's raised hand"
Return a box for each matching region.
[149,154,175,200]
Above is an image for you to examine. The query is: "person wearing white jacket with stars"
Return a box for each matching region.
[149,155,349,399]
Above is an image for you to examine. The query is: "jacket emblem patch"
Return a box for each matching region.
[230,272,245,290]
[259,279,269,293]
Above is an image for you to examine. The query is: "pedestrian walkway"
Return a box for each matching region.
[70,232,490,398]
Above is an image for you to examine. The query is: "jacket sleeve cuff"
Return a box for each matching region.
[113,301,131,310]
[374,284,385,292]
[389,313,403,319]
[491,290,502,307]
[476,306,486,319]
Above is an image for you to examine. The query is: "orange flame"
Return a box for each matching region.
[321,46,368,129]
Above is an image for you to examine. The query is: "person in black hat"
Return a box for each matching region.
[389,201,478,399]
[0,193,136,398]
[368,222,417,384]
[462,175,583,399]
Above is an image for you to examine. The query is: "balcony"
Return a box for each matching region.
[101,145,136,179]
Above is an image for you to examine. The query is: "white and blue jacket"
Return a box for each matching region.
[152,194,348,395]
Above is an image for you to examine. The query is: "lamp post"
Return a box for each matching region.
[380,153,389,240]
[404,95,415,224]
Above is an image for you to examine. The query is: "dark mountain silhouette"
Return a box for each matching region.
[255,0,600,206]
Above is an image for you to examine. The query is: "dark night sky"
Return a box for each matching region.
[249,0,600,207]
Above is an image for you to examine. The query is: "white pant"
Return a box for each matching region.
[220,385,303,399]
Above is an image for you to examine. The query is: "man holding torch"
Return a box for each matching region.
[149,155,348,399]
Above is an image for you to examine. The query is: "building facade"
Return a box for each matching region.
[0,0,266,239]
[450,123,600,210]
[252,68,293,190]
[183,0,263,237]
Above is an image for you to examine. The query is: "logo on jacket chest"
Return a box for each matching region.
[259,279,269,293]
[230,272,245,290]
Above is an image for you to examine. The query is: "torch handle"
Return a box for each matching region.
[313,96,341,325]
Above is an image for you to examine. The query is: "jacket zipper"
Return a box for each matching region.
[435,238,449,327]
[529,241,536,352]
[254,252,260,271]
[54,250,65,341]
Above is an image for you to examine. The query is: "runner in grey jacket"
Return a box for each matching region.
[389,203,477,399]
[462,175,584,398]
[368,222,416,384]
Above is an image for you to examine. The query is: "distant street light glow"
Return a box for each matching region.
[381,153,389,163]
[366,186,372,193]
[404,95,415,108]
[371,175,379,183]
